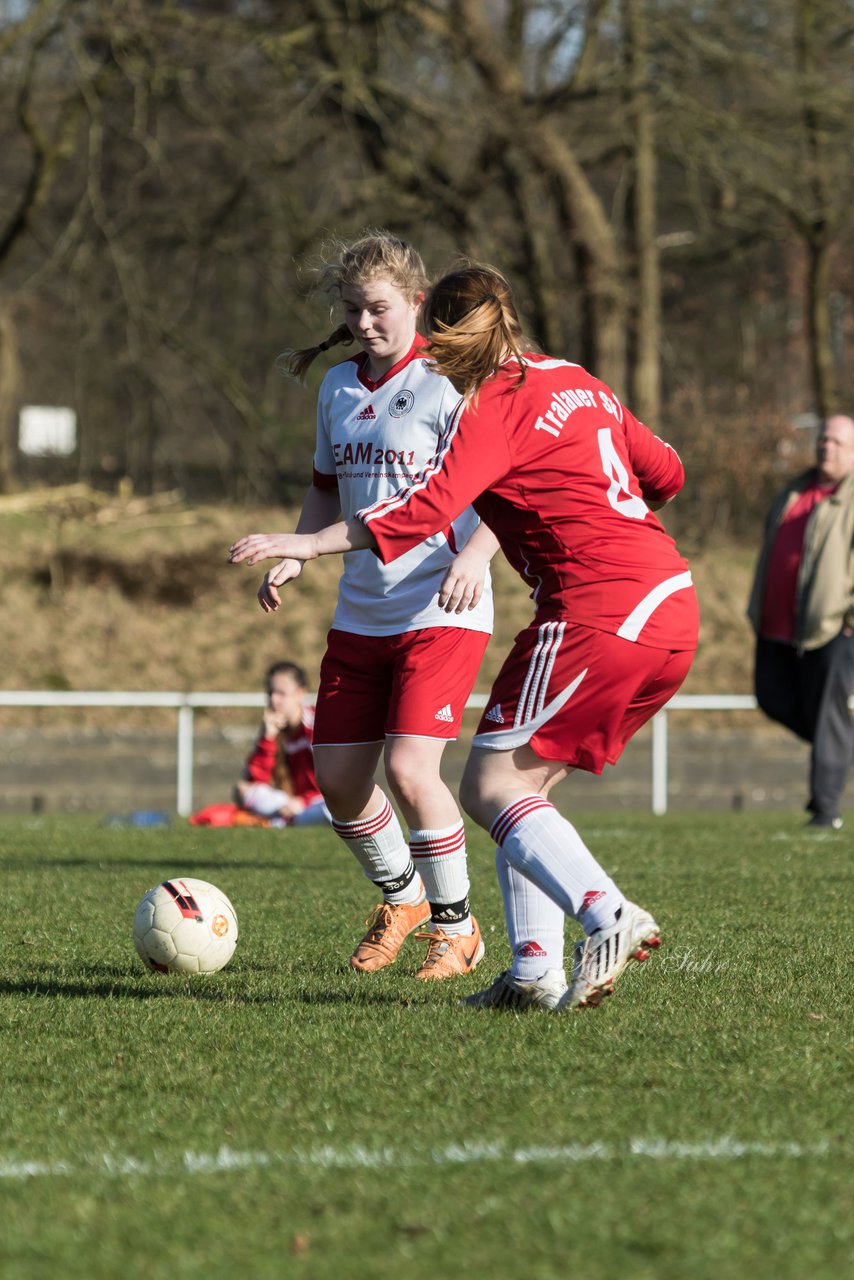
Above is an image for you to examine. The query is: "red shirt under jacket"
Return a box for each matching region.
[760,481,837,642]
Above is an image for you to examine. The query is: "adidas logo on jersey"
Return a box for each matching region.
[434,704,454,723]
[484,703,504,724]
[356,404,377,421]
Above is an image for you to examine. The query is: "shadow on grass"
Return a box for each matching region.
[0,977,286,1003]
[0,858,342,873]
[0,977,424,1008]
[0,962,418,1007]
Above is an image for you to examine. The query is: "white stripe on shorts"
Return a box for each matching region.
[515,621,566,728]
[474,667,588,752]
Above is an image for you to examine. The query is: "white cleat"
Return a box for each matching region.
[462,968,567,1011]
[557,901,661,1012]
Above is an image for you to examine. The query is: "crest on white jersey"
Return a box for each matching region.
[389,390,414,418]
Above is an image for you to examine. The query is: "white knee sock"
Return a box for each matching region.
[495,847,565,980]
[491,796,623,933]
[331,796,425,906]
[409,821,472,936]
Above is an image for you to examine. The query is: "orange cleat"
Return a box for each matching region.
[414,916,485,981]
[349,899,431,972]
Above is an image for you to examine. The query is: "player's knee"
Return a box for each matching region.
[313,761,353,812]
[385,758,435,809]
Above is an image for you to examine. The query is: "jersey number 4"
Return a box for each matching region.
[598,428,649,520]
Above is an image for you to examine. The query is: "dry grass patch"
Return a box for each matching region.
[0,489,758,730]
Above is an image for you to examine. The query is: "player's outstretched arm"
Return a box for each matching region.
[228,518,376,568]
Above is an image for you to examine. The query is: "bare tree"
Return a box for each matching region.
[622,0,660,422]
[1,0,852,525]
[0,0,88,491]
[660,0,854,418]
[444,0,629,387]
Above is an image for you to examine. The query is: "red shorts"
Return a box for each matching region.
[473,619,694,773]
[313,627,491,745]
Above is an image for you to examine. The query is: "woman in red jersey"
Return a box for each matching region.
[235,661,329,827]
[230,263,699,1013]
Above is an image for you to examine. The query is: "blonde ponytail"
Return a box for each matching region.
[276,324,353,383]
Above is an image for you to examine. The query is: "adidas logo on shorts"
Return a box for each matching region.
[434,704,454,723]
[484,703,504,724]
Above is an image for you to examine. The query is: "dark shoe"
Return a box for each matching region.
[805,814,843,830]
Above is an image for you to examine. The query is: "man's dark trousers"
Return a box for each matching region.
[755,630,854,819]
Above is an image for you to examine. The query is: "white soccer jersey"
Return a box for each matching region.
[313,338,493,636]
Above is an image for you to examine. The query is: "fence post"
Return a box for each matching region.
[177,702,195,817]
[651,709,668,815]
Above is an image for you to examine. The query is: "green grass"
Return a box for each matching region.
[0,813,850,1280]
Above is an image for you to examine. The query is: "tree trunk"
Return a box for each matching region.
[623,0,660,423]
[499,152,564,354]
[806,233,835,418]
[0,308,21,493]
[796,0,836,416]
[453,0,627,389]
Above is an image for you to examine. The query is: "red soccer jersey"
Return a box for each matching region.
[243,708,323,806]
[359,354,698,650]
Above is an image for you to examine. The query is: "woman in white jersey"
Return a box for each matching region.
[240,233,497,981]
[230,262,698,1013]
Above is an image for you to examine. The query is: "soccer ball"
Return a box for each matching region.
[133,878,238,974]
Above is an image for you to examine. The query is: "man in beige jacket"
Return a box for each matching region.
[747,415,854,828]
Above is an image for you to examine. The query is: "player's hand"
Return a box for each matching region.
[258,558,303,613]
[438,551,487,613]
[262,707,287,738]
[228,533,314,566]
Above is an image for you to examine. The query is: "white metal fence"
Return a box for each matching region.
[1,689,766,817]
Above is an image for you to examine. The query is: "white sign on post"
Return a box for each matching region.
[18,406,78,457]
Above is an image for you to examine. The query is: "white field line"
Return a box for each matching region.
[0,1137,834,1182]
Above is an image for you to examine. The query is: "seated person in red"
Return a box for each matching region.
[235,661,329,827]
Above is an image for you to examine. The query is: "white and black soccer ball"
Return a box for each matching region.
[133,878,238,974]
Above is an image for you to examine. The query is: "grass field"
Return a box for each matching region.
[0,812,850,1280]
